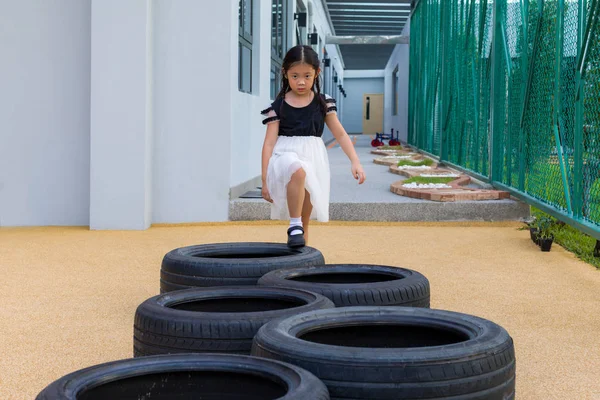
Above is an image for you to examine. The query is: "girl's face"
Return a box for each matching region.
[285,63,320,96]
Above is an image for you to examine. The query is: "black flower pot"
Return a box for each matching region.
[530,228,540,245]
[539,237,554,252]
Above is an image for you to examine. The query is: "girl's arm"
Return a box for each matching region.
[261,121,280,202]
[326,114,366,184]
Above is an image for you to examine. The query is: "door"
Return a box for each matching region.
[362,94,384,135]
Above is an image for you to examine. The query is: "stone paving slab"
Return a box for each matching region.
[373,154,425,166]
[391,183,511,201]
[389,164,447,178]
[388,161,510,202]
[370,148,416,156]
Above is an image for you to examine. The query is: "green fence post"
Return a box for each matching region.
[500,18,511,186]
[441,1,450,161]
[419,4,427,151]
[573,0,586,218]
[553,0,574,214]
[490,0,503,183]
[421,1,427,151]
[425,1,436,154]
[518,0,528,192]
[439,0,446,160]
[474,0,489,175]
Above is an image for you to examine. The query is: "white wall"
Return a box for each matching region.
[153,0,233,223]
[384,21,410,143]
[0,0,91,226]
[90,0,153,230]
[342,78,385,134]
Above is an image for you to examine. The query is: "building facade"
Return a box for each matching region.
[0,0,409,229]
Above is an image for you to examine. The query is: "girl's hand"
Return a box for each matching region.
[262,185,273,203]
[352,162,366,184]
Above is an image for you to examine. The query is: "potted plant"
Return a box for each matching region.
[523,216,539,244]
[535,216,555,252]
[530,226,540,245]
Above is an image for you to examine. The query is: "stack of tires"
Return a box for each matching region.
[37,242,515,400]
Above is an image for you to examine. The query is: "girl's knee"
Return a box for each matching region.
[291,168,306,181]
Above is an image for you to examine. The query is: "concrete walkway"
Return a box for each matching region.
[1,223,599,399]
[230,135,529,221]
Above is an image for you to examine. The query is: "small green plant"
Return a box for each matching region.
[533,215,554,240]
[397,158,434,167]
[380,145,403,150]
[403,176,455,185]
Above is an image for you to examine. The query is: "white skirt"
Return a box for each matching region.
[266,136,330,222]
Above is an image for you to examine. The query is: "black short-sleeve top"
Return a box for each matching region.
[260,93,337,137]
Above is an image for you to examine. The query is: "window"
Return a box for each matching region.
[271,0,288,98]
[238,0,253,93]
[392,65,399,115]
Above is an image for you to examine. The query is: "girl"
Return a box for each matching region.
[260,45,366,248]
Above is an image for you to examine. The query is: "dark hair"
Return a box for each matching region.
[276,45,327,117]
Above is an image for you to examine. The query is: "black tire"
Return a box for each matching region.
[251,307,515,400]
[258,264,430,308]
[36,353,330,400]
[134,286,335,357]
[160,242,325,292]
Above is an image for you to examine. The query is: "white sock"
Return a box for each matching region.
[289,217,303,235]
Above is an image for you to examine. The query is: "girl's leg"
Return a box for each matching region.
[301,190,313,245]
[287,168,306,218]
[286,168,306,247]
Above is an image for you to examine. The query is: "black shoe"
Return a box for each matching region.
[287,226,305,248]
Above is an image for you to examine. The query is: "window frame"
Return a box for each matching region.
[238,0,253,94]
[271,0,288,99]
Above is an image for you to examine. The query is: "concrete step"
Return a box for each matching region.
[229,197,530,222]
[230,135,530,222]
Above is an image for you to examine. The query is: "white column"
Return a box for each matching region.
[151,0,233,223]
[89,0,153,229]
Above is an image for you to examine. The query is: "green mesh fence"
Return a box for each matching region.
[409,0,600,239]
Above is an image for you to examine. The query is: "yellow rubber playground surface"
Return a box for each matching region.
[1,221,600,399]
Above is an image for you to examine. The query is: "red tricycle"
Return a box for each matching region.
[371,129,401,147]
